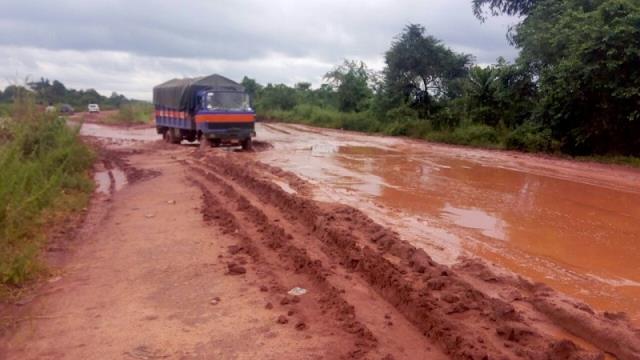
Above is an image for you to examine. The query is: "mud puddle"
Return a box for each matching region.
[256,122,640,323]
[94,168,127,195]
[79,122,158,143]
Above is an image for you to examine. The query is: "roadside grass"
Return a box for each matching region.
[0,94,94,291]
[260,105,640,168]
[575,155,640,168]
[106,102,153,125]
[260,105,504,149]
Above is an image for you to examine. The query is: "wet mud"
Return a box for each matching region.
[5,120,639,359]
[186,150,640,360]
[256,123,640,324]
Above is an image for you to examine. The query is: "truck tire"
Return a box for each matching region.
[168,128,181,144]
[241,138,253,151]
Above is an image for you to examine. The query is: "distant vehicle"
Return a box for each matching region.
[152,74,255,150]
[59,104,75,114]
[88,104,100,113]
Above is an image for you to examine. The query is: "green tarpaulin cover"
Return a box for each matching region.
[152,74,244,112]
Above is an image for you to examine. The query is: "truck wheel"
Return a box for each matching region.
[241,138,253,151]
[169,128,181,144]
[163,131,171,143]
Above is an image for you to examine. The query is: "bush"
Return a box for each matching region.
[385,105,420,123]
[262,105,383,133]
[382,119,432,138]
[108,102,153,124]
[0,95,93,285]
[505,122,553,152]
[430,106,462,130]
[426,123,501,148]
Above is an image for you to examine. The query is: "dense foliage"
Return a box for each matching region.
[254,0,640,157]
[524,0,640,154]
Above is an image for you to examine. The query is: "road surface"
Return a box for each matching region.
[1,120,639,359]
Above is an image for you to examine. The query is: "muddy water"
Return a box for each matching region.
[79,123,158,142]
[94,168,127,194]
[256,122,640,323]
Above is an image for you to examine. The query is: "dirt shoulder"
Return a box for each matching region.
[1,131,639,359]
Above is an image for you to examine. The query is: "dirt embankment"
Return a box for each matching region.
[184,150,640,360]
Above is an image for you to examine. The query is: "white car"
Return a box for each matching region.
[88,104,100,113]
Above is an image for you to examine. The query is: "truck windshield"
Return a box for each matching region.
[205,92,250,111]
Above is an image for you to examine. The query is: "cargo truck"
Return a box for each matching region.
[153,74,256,150]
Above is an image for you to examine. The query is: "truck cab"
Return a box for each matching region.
[196,90,256,149]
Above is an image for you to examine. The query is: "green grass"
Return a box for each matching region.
[106,102,153,124]
[424,123,505,149]
[0,94,94,288]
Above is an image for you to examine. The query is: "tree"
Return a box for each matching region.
[311,84,338,108]
[0,85,30,102]
[51,80,66,100]
[324,60,374,112]
[384,24,473,116]
[255,84,298,111]
[465,66,501,125]
[28,78,53,104]
[241,76,263,106]
[463,59,536,127]
[472,0,540,20]
[531,0,640,154]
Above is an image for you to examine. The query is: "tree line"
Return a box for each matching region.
[248,0,640,156]
[0,78,132,109]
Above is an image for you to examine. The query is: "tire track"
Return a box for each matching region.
[188,152,610,360]
[188,168,380,359]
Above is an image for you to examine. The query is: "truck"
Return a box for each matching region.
[152,74,256,150]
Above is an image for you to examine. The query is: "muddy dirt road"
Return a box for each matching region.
[1,122,639,359]
[256,123,640,324]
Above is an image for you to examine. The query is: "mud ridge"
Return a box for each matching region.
[189,172,379,359]
[192,152,626,360]
[455,259,640,360]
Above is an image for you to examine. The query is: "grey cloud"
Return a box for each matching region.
[0,0,519,98]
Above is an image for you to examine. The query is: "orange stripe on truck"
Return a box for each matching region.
[195,114,255,123]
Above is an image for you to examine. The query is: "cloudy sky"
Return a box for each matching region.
[0,0,518,100]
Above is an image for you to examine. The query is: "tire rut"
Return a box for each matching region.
[187,152,609,360]
[187,160,447,359]
[188,170,380,359]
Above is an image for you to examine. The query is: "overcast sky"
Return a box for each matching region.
[0,0,518,100]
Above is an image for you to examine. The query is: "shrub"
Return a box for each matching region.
[426,123,500,147]
[262,105,382,133]
[505,122,553,152]
[385,105,420,123]
[382,119,432,138]
[108,102,153,124]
